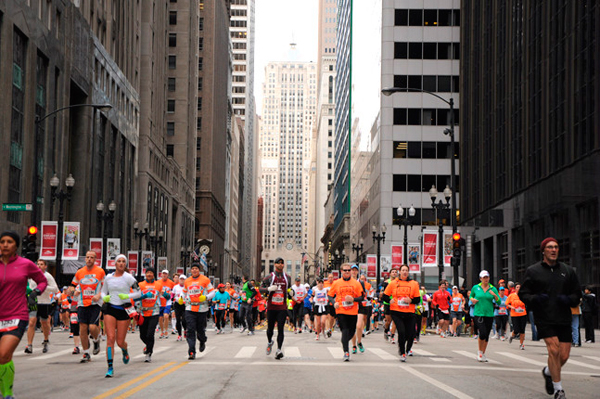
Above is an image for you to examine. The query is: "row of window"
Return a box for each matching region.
[394,9,460,27]
[394,42,460,60]
[392,207,454,227]
[393,108,459,126]
[393,141,459,160]
[393,75,459,93]
[393,174,460,193]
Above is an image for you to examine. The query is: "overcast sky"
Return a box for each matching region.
[254,0,318,114]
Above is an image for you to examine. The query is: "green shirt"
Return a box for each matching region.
[241,281,255,303]
[470,283,499,317]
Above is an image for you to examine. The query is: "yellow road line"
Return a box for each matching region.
[92,362,176,399]
[114,361,189,398]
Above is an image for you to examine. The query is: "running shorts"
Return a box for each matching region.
[78,305,102,325]
[536,323,571,343]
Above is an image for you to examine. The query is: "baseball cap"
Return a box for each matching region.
[295,276,301,281]
[274,257,284,264]
[479,270,490,278]
[452,286,458,289]
[499,279,505,283]
[351,264,359,270]
[217,283,225,289]
[179,275,186,279]
[161,269,169,274]
[499,287,505,291]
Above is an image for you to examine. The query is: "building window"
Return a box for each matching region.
[196,138,201,151]
[393,141,407,158]
[196,158,201,171]
[167,122,175,136]
[197,117,202,130]
[166,144,174,157]
[168,77,176,91]
[198,37,203,51]
[198,77,203,91]
[169,11,177,25]
[198,57,203,71]
[199,17,204,31]
[169,33,177,47]
[167,100,175,113]
[197,97,202,111]
[168,55,176,69]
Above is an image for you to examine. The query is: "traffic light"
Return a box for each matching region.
[23,226,39,261]
[451,232,461,267]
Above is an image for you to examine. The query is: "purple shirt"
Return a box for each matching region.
[0,255,48,322]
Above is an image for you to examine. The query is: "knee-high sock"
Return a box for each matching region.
[0,360,15,397]
[107,347,113,369]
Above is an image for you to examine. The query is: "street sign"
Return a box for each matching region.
[2,203,33,211]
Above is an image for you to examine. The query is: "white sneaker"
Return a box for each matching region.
[481,354,488,362]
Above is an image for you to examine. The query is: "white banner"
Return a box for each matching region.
[62,222,80,260]
[106,238,121,270]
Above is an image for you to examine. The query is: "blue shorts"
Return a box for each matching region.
[160,306,172,316]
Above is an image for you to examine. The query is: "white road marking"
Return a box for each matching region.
[453,350,502,364]
[235,346,257,358]
[565,359,600,370]
[496,351,547,366]
[327,347,344,359]
[133,346,171,359]
[411,348,436,356]
[431,357,451,362]
[197,346,215,358]
[368,347,396,360]
[582,355,600,363]
[27,349,73,361]
[399,364,475,399]
[285,346,301,357]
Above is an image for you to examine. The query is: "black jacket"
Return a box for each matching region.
[519,261,581,326]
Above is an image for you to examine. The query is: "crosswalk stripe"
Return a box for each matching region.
[27,348,76,361]
[235,346,256,358]
[565,359,600,370]
[411,348,436,356]
[133,346,171,359]
[285,346,301,357]
[327,347,344,359]
[453,350,502,364]
[431,357,451,362]
[197,346,215,358]
[582,355,600,363]
[368,347,396,360]
[496,351,546,366]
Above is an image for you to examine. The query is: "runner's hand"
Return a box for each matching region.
[102,295,111,303]
[267,285,278,292]
[345,295,354,303]
[118,293,130,300]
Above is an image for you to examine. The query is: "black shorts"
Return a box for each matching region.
[59,307,69,314]
[104,304,130,321]
[328,305,336,317]
[36,304,51,320]
[512,315,527,335]
[0,319,28,340]
[436,309,450,320]
[422,310,429,319]
[537,323,572,343]
[358,304,370,315]
[314,308,328,316]
[78,305,102,325]
[384,304,391,315]
[475,316,494,341]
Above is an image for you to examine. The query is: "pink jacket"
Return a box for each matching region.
[0,255,48,322]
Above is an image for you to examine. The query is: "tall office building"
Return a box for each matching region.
[229,0,258,277]
[259,60,317,280]
[460,1,599,290]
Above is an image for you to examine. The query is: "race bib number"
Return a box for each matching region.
[397,299,409,307]
[218,303,227,310]
[272,292,284,304]
[515,307,525,313]
[440,309,449,314]
[70,313,79,324]
[83,289,95,298]
[342,300,353,308]
[125,306,138,318]
[0,319,19,333]
[499,308,507,315]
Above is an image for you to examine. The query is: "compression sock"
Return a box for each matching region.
[107,347,113,369]
[0,360,15,397]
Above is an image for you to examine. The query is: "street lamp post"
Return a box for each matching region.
[49,173,75,286]
[430,185,452,282]
[382,87,457,234]
[133,221,149,279]
[96,200,116,271]
[148,230,164,267]
[372,224,387,289]
[396,205,416,265]
[352,240,364,263]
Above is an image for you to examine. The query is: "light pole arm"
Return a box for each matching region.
[381,87,451,106]
[35,103,112,125]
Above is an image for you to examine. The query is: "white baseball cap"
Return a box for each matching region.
[479,270,490,278]
[179,274,186,279]
[161,269,169,274]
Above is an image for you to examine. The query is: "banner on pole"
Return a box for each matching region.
[40,221,58,260]
[128,251,139,275]
[106,238,121,270]
[141,251,153,273]
[62,222,80,260]
[444,232,452,267]
[408,243,421,273]
[90,238,103,267]
[366,255,377,278]
[391,244,403,270]
[157,257,168,271]
[422,231,438,267]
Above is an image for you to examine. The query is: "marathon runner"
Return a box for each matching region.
[100,254,141,377]
[183,263,215,360]
[311,278,329,340]
[495,287,509,340]
[382,264,420,361]
[158,269,175,339]
[450,285,464,337]
[225,282,238,331]
[328,263,365,362]
[24,259,59,354]
[432,280,452,338]
[350,266,370,353]
[0,231,48,399]
[470,270,500,362]
[58,287,71,330]
[290,277,307,333]
[239,275,255,334]
[260,257,291,359]
[212,284,231,334]
[172,275,187,341]
[323,274,336,337]
[380,268,398,343]
[68,287,82,354]
[71,251,105,363]
[506,283,528,350]
[137,268,165,362]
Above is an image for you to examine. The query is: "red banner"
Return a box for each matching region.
[366,255,377,278]
[128,251,138,275]
[176,267,184,275]
[90,238,103,267]
[391,244,403,269]
[40,221,58,260]
[332,270,340,280]
[422,231,438,267]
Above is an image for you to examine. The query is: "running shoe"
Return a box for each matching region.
[24,345,32,354]
[509,335,513,344]
[357,343,364,353]
[177,335,182,341]
[408,350,413,356]
[42,340,49,353]
[481,354,488,362]
[275,349,284,360]
[105,368,114,378]
[554,390,566,399]
[72,347,80,355]
[188,351,196,360]
[123,352,130,364]
[400,354,407,362]
[240,326,246,333]
[164,334,169,339]
[159,334,164,339]
[172,329,177,335]
[69,333,73,338]
[93,338,101,355]
[315,334,319,341]
[477,352,483,362]
[199,341,206,352]
[520,344,525,350]
[145,354,152,363]
[266,341,274,355]
[327,329,332,338]
[248,331,255,336]
[343,352,350,362]
[501,336,506,341]
[390,337,396,344]
[80,353,91,363]
[542,368,554,395]
[352,346,357,354]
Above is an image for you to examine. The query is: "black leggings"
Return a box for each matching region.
[390,311,415,355]
[337,314,358,353]
[139,315,159,354]
[215,309,226,329]
[495,315,508,337]
[267,309,287,349]
[173,302,187,335]
[475,316,494,342]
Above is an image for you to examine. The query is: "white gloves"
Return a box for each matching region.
[267,285,278,292]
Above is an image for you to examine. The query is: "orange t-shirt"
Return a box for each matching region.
[183,275,214,312]
[138,280,163,317]
[506,293,527,317]
[384,278,420,313]
[72,266,106,307]
[159,278,175,307]
[451,293,465,312]
[328,278,364,315]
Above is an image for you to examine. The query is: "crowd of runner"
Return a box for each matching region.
[0,231,595,399]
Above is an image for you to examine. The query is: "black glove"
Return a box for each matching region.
[534,294,549,305]
[557,294,571,306]
[27,288,41,306]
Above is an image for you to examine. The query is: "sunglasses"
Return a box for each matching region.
[342,269,351,272]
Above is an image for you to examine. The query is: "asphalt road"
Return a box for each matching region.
[11,323,600,399]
